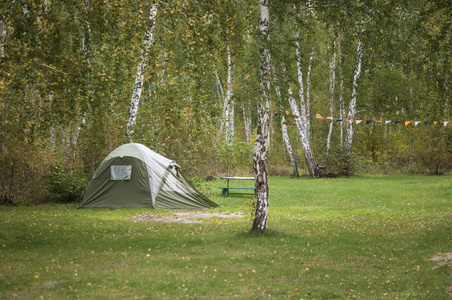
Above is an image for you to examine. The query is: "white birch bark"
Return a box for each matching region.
[220,44,234,144]
[306,47,314,121]
[272,67,299,177]
[325,40,337,166]
[287,84,315,175]
[338,34,345,148]
[408,70,415,162]
[252,0,271,234]
[228,98,234,143]
[295,35,306,116]
[344,35,364,163]
[73,0,90,148]
[226,44,234,139]
[222,91,230,140]
[0,20,6,59]
[215,69,225,100]
[449,6,452,119]
[126,4,158,140]
[281,115,299,177]
[81,0,91,64]
[445,73,449,119]
[226,45,234,144]
[242,104,251,143]
[294,36,317,177]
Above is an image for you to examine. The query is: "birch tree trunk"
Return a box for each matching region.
[344,35,364,170]
[294,37,317,177]
[445,73,449,120]
[306,47,314,136]
[0,20,6,59]
[126,4,158,141]
[215,69,225,100]
[287,84,312,173]
[252,0,271,234]
[447,3,451,119]
[281,115,299,177]
[74,0,90,148]
[325,40,337,166]
[220,44,234,144]
[226,44,234,144]
[242,104,251,144]
[228,97,234,143]
[272,67,299,177]
[81,0,91,64]
[338,33,345,149]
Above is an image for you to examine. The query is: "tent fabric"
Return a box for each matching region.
[79,143,217,210]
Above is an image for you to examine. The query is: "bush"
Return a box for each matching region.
[413,127,452,175]
[47,166,89,203]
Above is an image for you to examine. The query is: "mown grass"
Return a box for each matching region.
[0,174,451,299]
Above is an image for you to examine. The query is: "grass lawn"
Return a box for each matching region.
[0,174,451,299]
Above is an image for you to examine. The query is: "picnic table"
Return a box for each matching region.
[219,176,256,197]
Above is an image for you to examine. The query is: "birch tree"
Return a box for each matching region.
[242,104,251,143]
[0,20,5,59]
[252,0,271,234]
[273,67,299,177]
[344,33,364,169]
[81,0,91,64]
[294,36,317,177]
[219,44,235,144]
[337,33,345,148]
[325,39,337,166]
[126,3,158,141]
[226,44,235,143]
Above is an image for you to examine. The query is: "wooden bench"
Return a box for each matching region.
[219,176,256,197]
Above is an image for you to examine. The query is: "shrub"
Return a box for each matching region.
[414,127,452,175]
[47,166,89,203]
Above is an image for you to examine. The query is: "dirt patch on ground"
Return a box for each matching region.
[429,252,452,269]
[131,212,245,224]
[428,253,452,298]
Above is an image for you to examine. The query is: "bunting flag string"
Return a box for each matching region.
[272,112,450,127]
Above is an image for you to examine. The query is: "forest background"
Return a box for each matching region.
[0,0,451,204]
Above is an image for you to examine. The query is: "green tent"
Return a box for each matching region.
[79,143,217,210]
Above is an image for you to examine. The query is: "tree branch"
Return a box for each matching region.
[41,63,68,75]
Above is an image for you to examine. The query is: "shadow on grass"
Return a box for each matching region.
[235,227,291,239]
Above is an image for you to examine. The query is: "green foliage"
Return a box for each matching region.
[214,139,254,176]
[1,0,451,205]
[46,166,89,203]
[414,126,452,175]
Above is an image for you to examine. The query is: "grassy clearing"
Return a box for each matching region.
[0,175,451,299]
